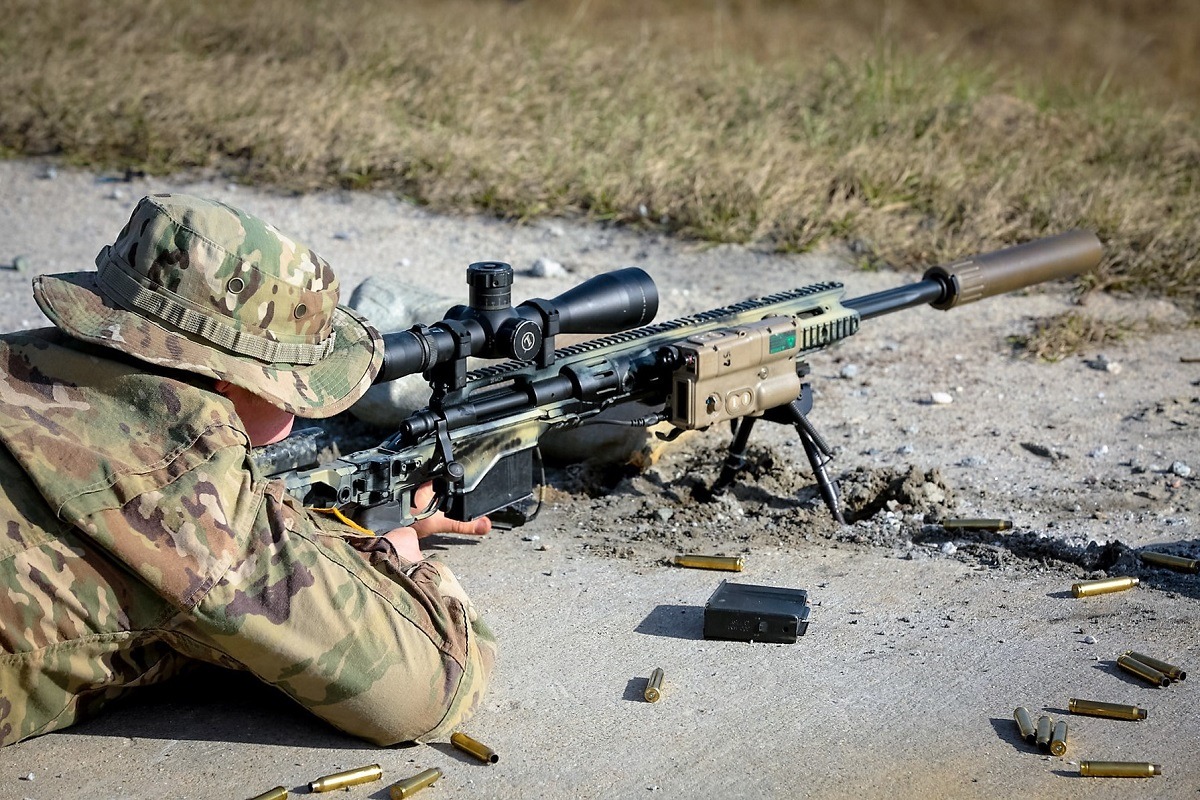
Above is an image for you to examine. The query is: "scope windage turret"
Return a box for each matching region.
[377,264,659,382]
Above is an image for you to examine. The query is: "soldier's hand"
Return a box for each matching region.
[382,483,490,562]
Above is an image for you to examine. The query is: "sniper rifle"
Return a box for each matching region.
[252,230,1102,529]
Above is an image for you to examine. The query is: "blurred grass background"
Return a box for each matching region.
[1,0,1196,315]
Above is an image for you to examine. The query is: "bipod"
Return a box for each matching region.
[709,385,846,524]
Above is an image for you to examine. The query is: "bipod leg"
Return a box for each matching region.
[787,401,846,524]
[710,416,758,494]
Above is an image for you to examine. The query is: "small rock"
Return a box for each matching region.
[1083,635,1097,644]
[20,773,34,781]
[897,444,914,456]
[1105,361,1123,374]
[106,188,125,201]
[930,392,954,405]
[530,258,567,278]
[1088,445,1109,458]
[522,534,540,542]
[10,255,30,273]
[1171,461,1191,478]
[655,508,674,523]
[839,364,860,379]
[41,166,57,180]
[535,544,549,551]
[940,542,958,555]
[331,230,353,240]
[958,455,988,468]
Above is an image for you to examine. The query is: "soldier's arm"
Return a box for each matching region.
[170,449,495,746]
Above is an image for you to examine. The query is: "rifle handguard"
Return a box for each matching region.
[923,229,1102,309]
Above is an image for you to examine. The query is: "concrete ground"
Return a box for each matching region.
[6,524,1198,799]
[1,160,1197,799]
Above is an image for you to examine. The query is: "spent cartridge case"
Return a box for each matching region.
[247,789,287,800]
[1071,576,1139,598]
[1139,551,1199,574]
[673,554,744,572]
[450,731,499,764]
[1117,654,1171,687]
[1123,651,1186,681]
[309,764,383,792]
[389,768,442,799]
[1035,715,1053,752]
[1013,706,1037,744]
[1049,720,1069,756]
[941,518,1012,531]
[645,667,665,703]
[1080,761,1162,778]
[1068,698,1148,721]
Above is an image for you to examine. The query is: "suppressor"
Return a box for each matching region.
[1116,654,1171,687]
[1013,706,1037,744]
[1071,576,1139,598]
[1138,551,1199,573]
[450,731,499,764]
[1079,761,1162,778]
[309,764,383,792]
[1123,651,1186,681]
[673,554,744,572]
[1049,720,1069,756]
[941,518,1012,531]
[390,768,442,799]
[645,667,664,703]
[247,788,287,800]
[1068,698,1148,721]
[1035,715,1053,752]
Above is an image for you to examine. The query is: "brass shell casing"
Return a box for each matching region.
[309,764,383,792]
[247,788,288,800]
[1013,706,1037,744]
[645,668,665,703]
[1049,720,1069,756]
[1138,551,1200,574]
[942,518,1012,531]
[389,768,442,799]
[1071,576,1139,598]
[451,731,500,764]
[1117,655,1171,688]
[1080,761,1162,778]
[1123,651,1186,681]
[1035,715,1053,752]
[673,554,744,572]
[1068,698,1148,721]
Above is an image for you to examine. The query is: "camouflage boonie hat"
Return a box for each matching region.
[33,194,383,418]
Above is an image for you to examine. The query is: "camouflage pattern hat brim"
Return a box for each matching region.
[34,272,383,418]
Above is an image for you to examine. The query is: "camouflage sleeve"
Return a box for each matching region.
[170,448,496,745]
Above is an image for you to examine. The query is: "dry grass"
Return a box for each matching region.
[1,0,1197,314]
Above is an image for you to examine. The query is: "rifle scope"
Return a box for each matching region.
[377,263,659,382]
[844,229,1102,320]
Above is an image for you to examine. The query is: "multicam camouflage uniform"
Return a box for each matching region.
[0,195,495,747]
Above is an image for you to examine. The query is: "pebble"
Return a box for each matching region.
[896,444,914,455]
[930,392,954,405]
[10,255,30,273]
[656,508,674,522]
[106,188,125,201]
[331,230,353,240]
[940,542,958,555]
[1088,445,1109,458]
[839,364,860,379]
[1171,461,1191,478]
[1083,635,1097,644]
[958,455,988,467]
[41,166,57,180]
[20,773,34,781]
[522,534,540,542]
[530,257,567,278]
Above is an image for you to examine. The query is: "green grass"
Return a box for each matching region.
[1,0,1197,315]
